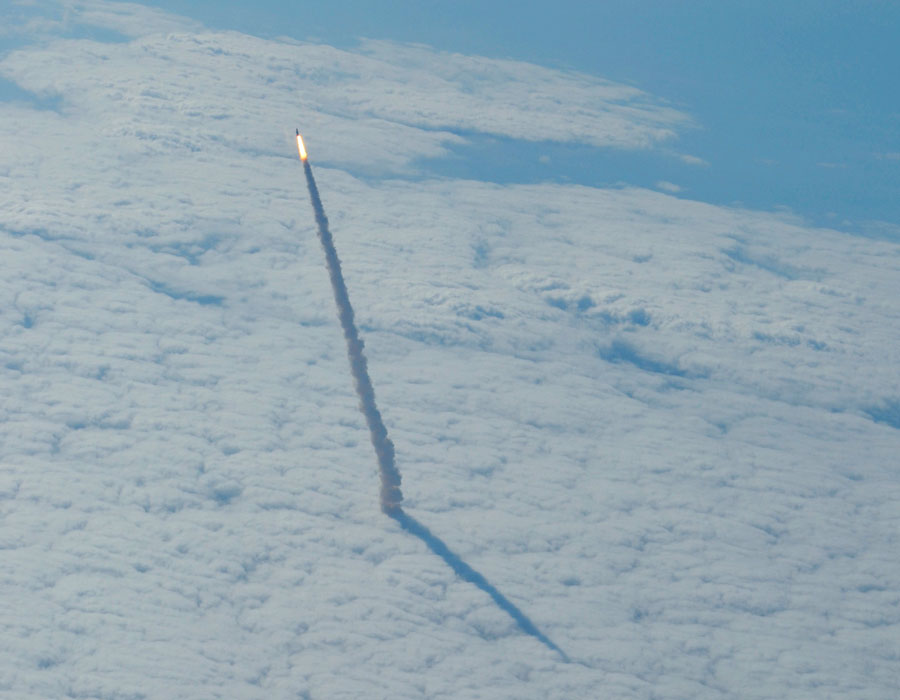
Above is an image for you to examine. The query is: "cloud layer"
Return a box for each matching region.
[1,1,690,177]
[1,2,898,698]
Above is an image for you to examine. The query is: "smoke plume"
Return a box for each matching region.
[301,157,566,660]
[303,160,403,512]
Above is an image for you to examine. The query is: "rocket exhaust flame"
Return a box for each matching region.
[297,133,566,661]
[296,131,307,161]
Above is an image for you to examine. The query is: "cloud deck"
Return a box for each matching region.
[1,2,898,698]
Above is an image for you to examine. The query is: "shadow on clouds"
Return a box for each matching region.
[864,399,900,430]
[389,508,569,662]
[598,338,691,378]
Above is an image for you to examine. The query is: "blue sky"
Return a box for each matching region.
[121,0,900,236]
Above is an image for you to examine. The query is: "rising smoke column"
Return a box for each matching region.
[299,139,402,512]
[296,133,566,660]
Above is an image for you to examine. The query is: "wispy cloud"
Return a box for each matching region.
[63,0,202,36]
[677,153,709,166]
[656,180,682,193]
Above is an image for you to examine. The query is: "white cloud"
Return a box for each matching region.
[677,153,709,166]
[655,180,682,193]
[1,3,899,698]
[354,38,691,149]
[63,0,202,36]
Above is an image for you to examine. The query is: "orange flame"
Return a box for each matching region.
[296,132,307,161]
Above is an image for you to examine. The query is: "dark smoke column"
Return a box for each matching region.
[297,132,403,512]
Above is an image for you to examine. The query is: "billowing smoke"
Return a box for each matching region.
[302,159,403,512]
[300,152,565,660]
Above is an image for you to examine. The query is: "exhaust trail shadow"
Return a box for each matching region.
[388,507,569,662]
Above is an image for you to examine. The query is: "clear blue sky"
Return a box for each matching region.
[8,0,900,235]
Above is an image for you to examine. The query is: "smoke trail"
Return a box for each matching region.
[303,159,403,512]
[301,156,566,661]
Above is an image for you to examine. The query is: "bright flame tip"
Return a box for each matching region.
[296,131,308,161]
